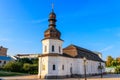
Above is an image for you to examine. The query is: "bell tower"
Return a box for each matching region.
[42,6,63,54]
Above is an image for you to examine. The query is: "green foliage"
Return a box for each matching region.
[18,58,32,64]
[23,63,31,72]
[115,66,120,74]
[31,58,38,64]
[3,58,38,74]
[26,64,38,74]
[106,56,114,67]
[116,57,120,65]
[106,56,120,74]
[111,60,118,67]
[3,61,23,72]
[23,63,38,74]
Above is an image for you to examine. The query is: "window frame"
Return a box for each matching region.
[53,64,55,70]
[62,65,64,70]
[52,45,54,52]
[59,46,61,53]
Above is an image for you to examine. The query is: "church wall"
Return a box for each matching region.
[85,60,105,75]
[47,56,59,76]
[86,60,98,74]
[102,62,105,73]
[42,39,63,54]
[38,56,105,79]
[46,56,74,77]
[76,59,84,74]
[49,39,63,54]
[38,56,49,78]
[57,57,71,76]
[47,56,85,76]
[72,58,79,74]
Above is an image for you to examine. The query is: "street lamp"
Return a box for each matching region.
[83,57,87,80]
[100,63,103,78]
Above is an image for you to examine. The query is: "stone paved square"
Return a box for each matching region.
[0,74,120,80]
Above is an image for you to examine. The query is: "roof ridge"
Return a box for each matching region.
[68,44,93,53]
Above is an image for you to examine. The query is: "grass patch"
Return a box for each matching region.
[0,71,28,77]
[106,66,120,68]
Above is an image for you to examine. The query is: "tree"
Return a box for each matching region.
[18,58,32,64]
[29,64,38,74]
[23,63,31,73]
[111,60,118,67]
[115,66,120,74]
[3,61,22,72]
[116,57,120,66]
[3,58,38,74]
[31,58,38,64]
[106,56,114,67]
[22,63,38,74]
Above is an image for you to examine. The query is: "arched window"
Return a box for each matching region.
[59,46,61,53]
[44,46,47,52]
[53,64,55,70]
[52,45,54,52]
[62,65,64,70]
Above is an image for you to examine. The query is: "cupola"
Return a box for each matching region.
[44,10,61,40]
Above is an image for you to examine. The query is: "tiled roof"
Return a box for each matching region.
[0,56,13,61]
[63,44,104,62]
[39,53,73,58]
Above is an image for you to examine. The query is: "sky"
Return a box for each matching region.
[0,0,120,60]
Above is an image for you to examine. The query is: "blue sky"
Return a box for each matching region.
[0,0,120,60]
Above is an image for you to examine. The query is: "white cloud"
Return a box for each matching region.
[99,45,113,52]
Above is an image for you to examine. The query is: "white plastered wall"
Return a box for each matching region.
[42,39,63,54]
[38,56,49,78]
[38,56,106,77]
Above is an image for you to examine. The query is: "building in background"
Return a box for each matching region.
[0,46,7,56]
[0,46,15,67]
[15,54,39,59]
[0,56,14,67]
[38,9,105,79]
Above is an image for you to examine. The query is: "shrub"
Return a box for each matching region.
[23,63,31,73]
[3,61,23,72]
[115,66,120,74]
[2,58,38,74]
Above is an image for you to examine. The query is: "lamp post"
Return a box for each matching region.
[83,57,87,80]
[99,63,103,78]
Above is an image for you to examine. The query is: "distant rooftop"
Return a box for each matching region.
[16,53,40,56]
[0,56,13,61]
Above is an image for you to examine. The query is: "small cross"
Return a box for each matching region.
[52,3,54,12]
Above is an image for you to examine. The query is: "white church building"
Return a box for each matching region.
[38,9,105,79]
